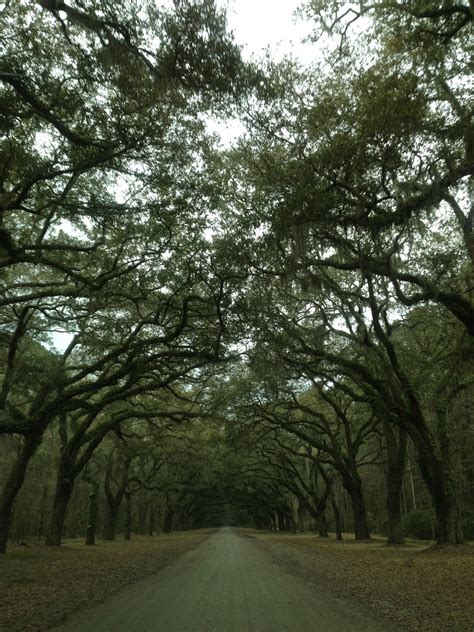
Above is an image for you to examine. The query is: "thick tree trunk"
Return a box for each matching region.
[352,499,371,540]
[276,510,286,531]
[181,511,192,531]
[316,493,329,537]
[148,506,155,536]
[162,509,174,533]
[315,465,337,538]
[102,503,120,540]
[46,453,75,547]
[46,479,73,546]
[343,475,371,540]
[85,480,98,545]
[37,479,49,540]
[384,424,407,545]
[0,435,39,554]
[290,497,299,532]
[330,495,343,541]
[138,500,147,535]
[411,424,463,544]
[427,456,463,544]
[155,507,162,535]
[297,502,307,533]
[318,514,329,537]
[124,492,131,540]
[102,456,129,541]
[386,475,404,545]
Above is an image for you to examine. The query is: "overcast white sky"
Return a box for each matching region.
[222,0,316,62]
[207,1,320,146]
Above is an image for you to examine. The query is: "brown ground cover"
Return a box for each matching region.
[0,531,212,632]
[250,531,474,632]
[2,529,472,632]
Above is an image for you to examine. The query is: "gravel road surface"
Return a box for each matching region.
[52,527,393,632]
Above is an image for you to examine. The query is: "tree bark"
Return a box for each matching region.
[37,478,49,541]
[162,508,174,533]
[137,499,147,535]
[410,421,463,544]
[102,502,120,540]
[102,455,130,541]
[46,454,74,546]
[46,481,73,546]
[318,513,329,537]
[343,475,371,540]
[420,451,463,544]
[315,489,330,537]
[123,491,131,540]
[0,434,40,554]
[148,506,155,536]
[276,510,286,531]
[384,423,407,545]
[85,480,98,545]
[297,501,307,533]
[330,494,343,540]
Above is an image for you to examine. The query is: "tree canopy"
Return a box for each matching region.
[0,0,472,552]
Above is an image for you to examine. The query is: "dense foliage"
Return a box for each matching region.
[0,0,472,552]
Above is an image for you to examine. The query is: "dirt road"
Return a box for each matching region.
[52,528,394,632]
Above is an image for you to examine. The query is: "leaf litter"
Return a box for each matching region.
[0,531,212,632]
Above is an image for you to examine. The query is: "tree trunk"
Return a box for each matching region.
[85,480,98,545]
[343,475,371,540]
[318,513,329,537]
[386,472,404,545]
[148,506,155,536]
[273,512,279,531]
[315,492,330,537]
[102,502,120,540]
[0,435,39,554]
[46,478,73,546]
[37,479,49,540]
[155,507,162,535]
[297,501,307,533]
[102,456,129,541]
[411,423,463,544]
[276,510,285,531]
[384,423,407,545]
[46,452,75,547]
[427,455,462,544]
[407,454,417,510]
[162,509,174,533]
[315,464,336,538]
[124,491,131,540]
[330,495,343,541]
[138,500,147,535]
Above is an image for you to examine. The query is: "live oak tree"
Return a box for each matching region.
[0,0,252,553]
[205,0,473,544]
[236,348,378,540]
[1,0,473,550]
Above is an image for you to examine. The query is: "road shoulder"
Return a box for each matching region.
[248,530,474,632]
[0,531,213,632]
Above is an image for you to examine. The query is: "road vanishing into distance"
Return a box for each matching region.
[53,528,392,632]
